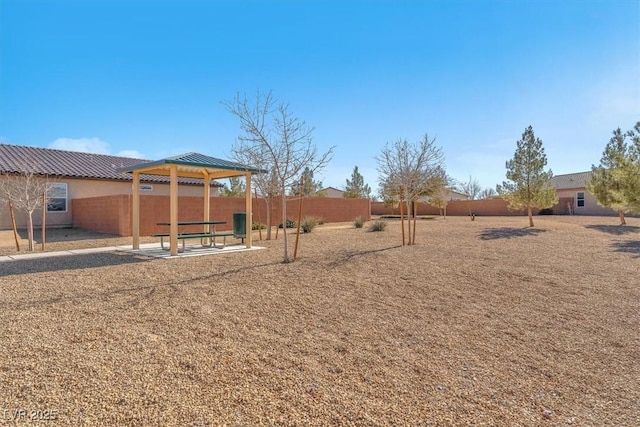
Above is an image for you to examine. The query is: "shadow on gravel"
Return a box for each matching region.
[585,225,640,235]
[1,260,283,310]
[612,241,640,258]
[327,245,402,267]
[0,252,152,277]
[479,227,547,240]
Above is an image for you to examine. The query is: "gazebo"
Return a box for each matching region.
[119,152,264,256]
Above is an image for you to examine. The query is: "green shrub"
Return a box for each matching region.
[353,216,366,228]
[278,219,297,229]
[252,221,266,230]
[368,220,387,232]
[301,217,318,233]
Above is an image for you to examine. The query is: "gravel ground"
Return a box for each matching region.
[0,216,638,426]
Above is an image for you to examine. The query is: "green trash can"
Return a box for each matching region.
[233,212,246,243]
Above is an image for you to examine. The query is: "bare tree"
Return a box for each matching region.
[479,187,497,199]
[376,134,445,245]
[230,140,280,240]
[225,90,334,262]
[0,170,51,251]
[458,176,482,220]
[427,173,455,218]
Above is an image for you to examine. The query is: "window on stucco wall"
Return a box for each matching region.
[47,183,68,212]
[576,192,585,208]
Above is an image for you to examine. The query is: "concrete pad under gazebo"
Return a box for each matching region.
[118,152,264,256]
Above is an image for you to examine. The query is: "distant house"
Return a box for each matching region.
[445,189,469,201]
[419,188,469,204]
[320,186,345,198]
[0,143,223,229]
[550,171,616,215]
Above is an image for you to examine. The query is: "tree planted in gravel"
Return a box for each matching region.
[376,134,446,245]
[427,174,456,218]
[497,126,557,227]
[344,166,372,199]
[457,176,482,220]
[587,121,640,225]
[225,90,334,262]
[0,170,51,251]
[230,143,279,240]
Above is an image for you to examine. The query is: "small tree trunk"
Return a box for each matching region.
[274,195,280,240]
[293,178,304,261]
[281,190,290,263]
[265,197,272,240]
[399,199,405,246]
[444,204,447,219]
[618,209,626,226]
[528,206,534,227]
[26,210,34,251]
[9,201,20,252]
[254,189,262,240]
[408,201,412,245]
[41,192,46,251]
[412,200,417,245]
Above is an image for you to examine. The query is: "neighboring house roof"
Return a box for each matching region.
[0,143,223,186]
[550,171,592,190]
[320,186,344,193]
[446,188,468,200]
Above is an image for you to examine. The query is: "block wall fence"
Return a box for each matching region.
[73,195,371,237]
[370,197,575,217]
[72,195,582,237]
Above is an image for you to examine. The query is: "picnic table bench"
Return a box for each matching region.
[152,221,232,250]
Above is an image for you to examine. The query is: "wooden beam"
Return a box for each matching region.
[170,165,178,256]
[204,173,211,235]
[132,171,140,249]
[132,165,172,175]
[206,170,248,179]
[245,172,252,248]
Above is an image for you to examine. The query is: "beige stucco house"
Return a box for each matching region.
[550,171,616,215]
[0,143,222,230]
[320,186,345,198]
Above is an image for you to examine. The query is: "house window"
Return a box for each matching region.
[576,192,585,208]
[47,183,68,212]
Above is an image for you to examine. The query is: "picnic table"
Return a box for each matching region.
[152,220,232,250]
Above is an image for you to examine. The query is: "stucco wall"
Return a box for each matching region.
[556,188,616,216]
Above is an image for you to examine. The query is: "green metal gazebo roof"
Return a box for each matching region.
[118,152,265,178]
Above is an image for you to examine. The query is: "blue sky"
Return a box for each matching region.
[1,0,639,193]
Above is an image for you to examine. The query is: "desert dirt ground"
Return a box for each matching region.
[0,215,638,426]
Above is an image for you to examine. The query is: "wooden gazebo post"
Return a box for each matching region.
[132,171,140,250]
[203,172,211,238]
[245,172,252,248]
[169,165,178,256]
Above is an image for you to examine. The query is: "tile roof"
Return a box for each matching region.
[0,144,223,186]
[550,171,592,190]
